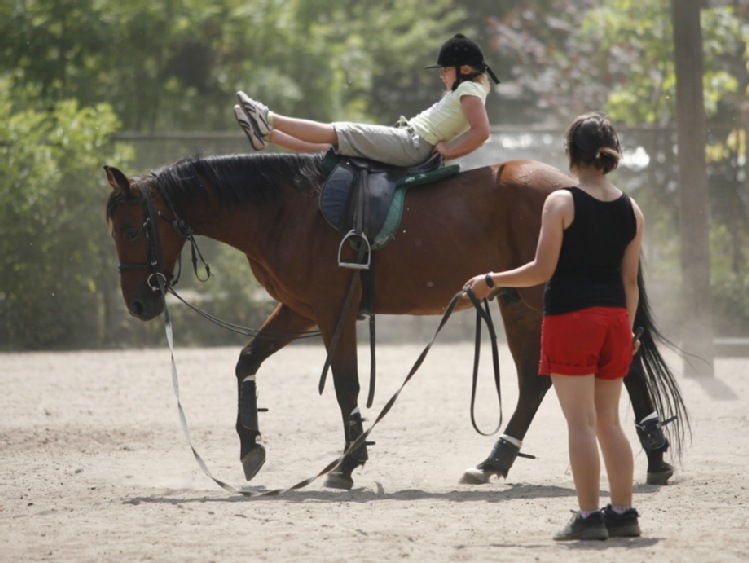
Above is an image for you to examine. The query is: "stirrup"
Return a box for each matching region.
[338,230,371,270]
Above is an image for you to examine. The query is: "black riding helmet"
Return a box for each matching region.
[426,33,500,89]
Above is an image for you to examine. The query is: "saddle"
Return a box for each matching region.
[319,151,459,268]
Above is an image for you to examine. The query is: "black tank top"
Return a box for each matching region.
[543,187,637,315]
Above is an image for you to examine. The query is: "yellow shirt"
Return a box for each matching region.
[407,80,489,146]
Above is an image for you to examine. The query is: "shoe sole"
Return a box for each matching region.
[554,529,608,541]
[607,525,641,538]
[234,105,267,151]
[237,91,271,136]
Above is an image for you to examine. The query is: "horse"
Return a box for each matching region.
[104,153,687,490]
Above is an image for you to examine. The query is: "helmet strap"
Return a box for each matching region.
[451,66,462,90]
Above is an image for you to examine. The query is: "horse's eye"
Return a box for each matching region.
[122,227,139,241]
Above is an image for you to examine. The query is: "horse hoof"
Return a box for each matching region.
[241,445,266,481]
[324,471,354,490]
[646,465,674,485]
[459,466,494,485]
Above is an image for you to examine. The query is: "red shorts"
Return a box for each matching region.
[539,307,633,380]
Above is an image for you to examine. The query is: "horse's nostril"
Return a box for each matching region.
[131,300,144,316]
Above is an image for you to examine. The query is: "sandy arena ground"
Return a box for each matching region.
[1,339,748,562]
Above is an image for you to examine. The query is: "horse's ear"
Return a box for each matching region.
[103,165,130,195]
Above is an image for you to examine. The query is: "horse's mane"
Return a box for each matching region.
[150,152,326,213]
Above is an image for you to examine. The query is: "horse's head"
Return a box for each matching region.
[104,165,188,321]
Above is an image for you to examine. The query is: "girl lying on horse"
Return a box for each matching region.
[234,33,499,167]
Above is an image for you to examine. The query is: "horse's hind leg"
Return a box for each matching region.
[235,303,315,481]
[624,356,674,485]
[461,290,550,484]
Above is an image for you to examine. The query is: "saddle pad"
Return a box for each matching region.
[318,151,459,249]
[371,164,460,250]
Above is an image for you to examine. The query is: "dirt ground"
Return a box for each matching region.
[1,339,748,562]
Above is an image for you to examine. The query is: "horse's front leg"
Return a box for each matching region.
[461,291,549,484]
[624,356,674,485]
[317,312,366,490]
[235,303,315,481]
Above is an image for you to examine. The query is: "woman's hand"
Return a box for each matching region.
[632,327,644,355]
[463,273,493,301]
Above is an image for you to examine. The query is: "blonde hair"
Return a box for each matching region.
[475,72,491,93]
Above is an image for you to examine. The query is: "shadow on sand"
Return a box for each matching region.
[124,478,669,506]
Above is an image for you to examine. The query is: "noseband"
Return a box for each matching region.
[116,178,210,292]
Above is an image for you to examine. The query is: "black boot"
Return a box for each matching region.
[346,407,369,465]
[635,413,668,451]
[236,378,265,481]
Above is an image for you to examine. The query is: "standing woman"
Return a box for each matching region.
[233,33,499,167]
[464,113,643,541]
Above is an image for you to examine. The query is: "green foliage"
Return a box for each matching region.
[0,80,133,349]
[489,1,747,127]
[1,0,747,346]
[1,0,466,130]
[580,2,747,125]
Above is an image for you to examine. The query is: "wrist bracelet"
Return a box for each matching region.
[485,273,495,288]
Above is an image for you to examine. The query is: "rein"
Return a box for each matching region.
[167,289,321,340]
[155,282,501,498]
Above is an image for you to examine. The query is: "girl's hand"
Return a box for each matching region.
[463,273,493,301]
[433,142,450,158]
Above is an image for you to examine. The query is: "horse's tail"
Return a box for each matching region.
[635,267,691,458]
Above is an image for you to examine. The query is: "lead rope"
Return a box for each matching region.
[159,283,498,498]
[466,292,503,435]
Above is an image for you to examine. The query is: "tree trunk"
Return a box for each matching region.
[745,105,749,242]
[670,0,714,377]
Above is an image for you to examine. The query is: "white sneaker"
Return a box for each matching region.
[236,91,271,137]
[234,105,267,151]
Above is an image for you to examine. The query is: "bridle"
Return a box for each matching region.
[114,177,317,340]
[115,177,210,292]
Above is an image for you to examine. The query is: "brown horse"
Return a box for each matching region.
[104,153,686,490]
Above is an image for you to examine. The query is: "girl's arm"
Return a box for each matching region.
[463,190,572,299]
[433,95,490,159]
